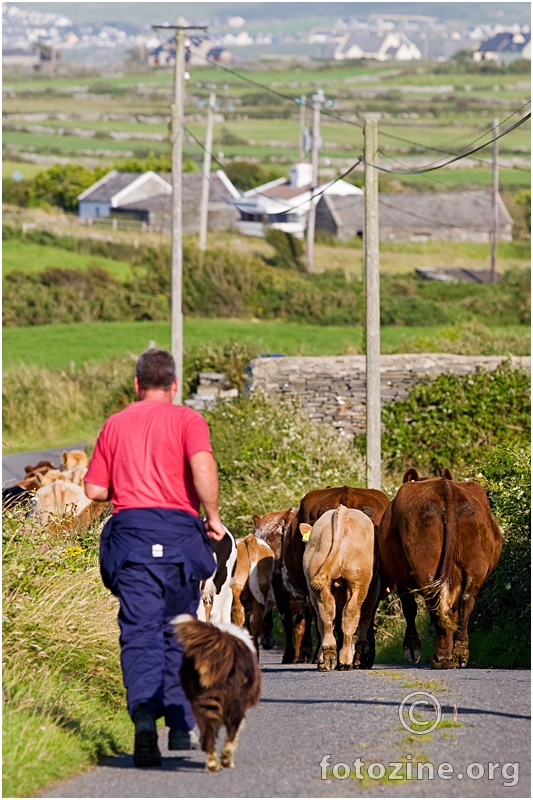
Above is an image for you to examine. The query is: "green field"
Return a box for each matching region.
[3,59,529,188]
[2,240,133,281]
[3,319,530,372]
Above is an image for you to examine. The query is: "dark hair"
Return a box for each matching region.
[135,348,176,390]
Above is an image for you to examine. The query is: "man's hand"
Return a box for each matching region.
[204,516,227,542]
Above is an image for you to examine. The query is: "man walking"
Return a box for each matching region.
[84,348,225,767]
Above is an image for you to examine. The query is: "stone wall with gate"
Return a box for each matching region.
[248,354,531,438]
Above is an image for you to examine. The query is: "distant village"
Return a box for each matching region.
[2,2,531,69]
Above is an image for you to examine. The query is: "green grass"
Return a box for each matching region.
[5,319,529,372]
[2,161,45,180]
[2,240,133,281]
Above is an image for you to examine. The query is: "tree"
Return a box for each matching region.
[29,164,104,212]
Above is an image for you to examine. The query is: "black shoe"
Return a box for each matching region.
[133,704,162,767]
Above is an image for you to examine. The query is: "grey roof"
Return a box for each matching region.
[318,190,513,231]
[79,171,232,205]
[477,32,530,54]
[114,173,234,213]
[79,171,142,203]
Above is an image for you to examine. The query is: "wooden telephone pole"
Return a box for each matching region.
[490,117,499,283]
[199,91,216,251]
[299,94,307,162]
[364,117,381,491]
[305,88,324,273]
[153,18,207,404]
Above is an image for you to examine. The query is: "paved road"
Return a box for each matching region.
[41,648,530,798]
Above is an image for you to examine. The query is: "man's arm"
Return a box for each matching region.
[84,482,110,502]
[189,451,226,541]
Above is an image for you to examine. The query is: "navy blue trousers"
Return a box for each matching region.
[116,561,199,731]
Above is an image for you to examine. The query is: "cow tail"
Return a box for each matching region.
[435,480,457,631]
[309,505,345,593]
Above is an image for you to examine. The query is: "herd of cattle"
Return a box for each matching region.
[3,450,503,671]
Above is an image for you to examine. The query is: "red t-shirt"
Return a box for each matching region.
[85,401,213,515]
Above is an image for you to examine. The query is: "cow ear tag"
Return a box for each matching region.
[300,523,312,543]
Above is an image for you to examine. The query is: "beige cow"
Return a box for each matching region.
[231,534,276,653]
[62,449,89,471]
[300,504,375,671]
[36,480,92,523]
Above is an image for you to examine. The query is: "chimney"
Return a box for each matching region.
[290,162,313,188]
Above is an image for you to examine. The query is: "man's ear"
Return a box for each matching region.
[134,376,140,394]
[171,377,178,395]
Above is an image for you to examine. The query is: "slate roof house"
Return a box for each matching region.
[232,162,363,238]
[77,169,239,234]
[473,31,531,64]
[315,190,513,244]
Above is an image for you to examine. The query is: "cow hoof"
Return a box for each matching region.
[355,642,375,669]
[319,648,338,671]
[403,638,422,664]
[338,663,353,671]
[431,657,457,670]
[299,647,313,664]
[261,636,276,650]
[282,652,295,664]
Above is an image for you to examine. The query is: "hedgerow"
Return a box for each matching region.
[379,361,530,476]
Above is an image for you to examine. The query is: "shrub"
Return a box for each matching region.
[469,444,530,667]
[2,177,31,207]
[378,361,530,477]
[264,228,304,271]
[205,393,365,535]
[29,164,102,212]
[396,319,531,357]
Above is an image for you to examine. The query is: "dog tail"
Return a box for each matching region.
[173,614,256,688]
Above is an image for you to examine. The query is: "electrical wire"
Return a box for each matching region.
[363,113,531,175]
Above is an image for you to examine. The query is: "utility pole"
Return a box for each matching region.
[305,88,324,274]
[199,90,216,251]
[490,117,499,283]
[153,18,207,405]
[299,94,307,162]
[363,117,381,491]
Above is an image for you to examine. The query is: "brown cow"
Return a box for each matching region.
[252,507,297,658]
[301,505,375,671]
[231,535,276,654]
[377,468,502,669]
[282,485,390,666]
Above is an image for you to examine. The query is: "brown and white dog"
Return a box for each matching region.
[173,614,261,772]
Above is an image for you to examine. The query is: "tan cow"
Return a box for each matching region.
[36,480,92,523]
[301,505,375,671]
[231,535,276,653]
[62,450,89,471]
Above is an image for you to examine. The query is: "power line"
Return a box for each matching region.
[363,113,531,175]
[196,51,530,170]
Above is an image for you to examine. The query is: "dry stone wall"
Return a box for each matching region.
[249,354,531,438]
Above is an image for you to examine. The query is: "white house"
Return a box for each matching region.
[325,31,421,61]
[231,162,363,238]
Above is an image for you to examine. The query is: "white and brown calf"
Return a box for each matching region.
[197,526,237,624]
[301,504,375,671]
[231,534,276,654]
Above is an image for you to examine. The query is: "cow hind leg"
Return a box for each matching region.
[453,582,478,667]
[261,609,276,650]
[299,603,314,663]
[354,572,380,670]
[428,609,456,669]
[338,585,364,670]
[314,587,337,671]
[400,589,422,664]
